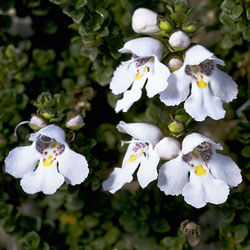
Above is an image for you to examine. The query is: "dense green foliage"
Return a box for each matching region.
[0,0,249,249]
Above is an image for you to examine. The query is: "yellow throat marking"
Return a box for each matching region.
[43,158,53,167]
[195,164,206,176]
[129,154,139,162]
[135,66,148,81]
[197,75,207,88]
[197,79,207,88]
[128,149,145,163]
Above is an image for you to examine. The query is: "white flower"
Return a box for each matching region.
[102,121,180,193]
[160,45,238,121]
[169,31,191,51]
[158,133,242,208]
[110,37,170,113]
[132,8,160,35]
[5,125,89,195]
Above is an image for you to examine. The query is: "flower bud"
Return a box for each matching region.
[132,8,160,35]
[175,5,188,13]
[158,18,173,34]
[40,109,55,119]
[28,114,47,131]
[155,137,181,160]
[182,20,203,33]
[170,12,187,24]
[168,121,184,134]
[65,114,85,130]
[167,56,183,71]
[169,30,190,51]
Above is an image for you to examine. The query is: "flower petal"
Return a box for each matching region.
[21,162,64,194]
[117,121,163,146]
[102,143,140,193]
[182,133,223,155]
[5,142,40,178]
[119,37,164,59]
[146,57,170,98]
[115,85,143,113]
[184,81,225,121]
[58,145,89,185]
[158,155,189,195]
[137,146,160,188]
[182,171,229,208]
[102,166,138,194]
[29,125,65,144]
[159,66,191,106]
[110,61,137,95]
[184,45,214,65]
[209,68,238,103]
[209,153,242,187]
[209,55,225,66]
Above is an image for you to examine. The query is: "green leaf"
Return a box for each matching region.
[0,202,13,219]
[19,215,41,231]
[241,145,250,158]
[83,215,99,228]
[152,219,170,233]
[234,225,248,243]
[76,0,88,9]
[5,44,16,59]
[103,227,120,245]
[20,231,40,250]
[135,238,163,250]
[119,213,137,232]
[243,28,250,41]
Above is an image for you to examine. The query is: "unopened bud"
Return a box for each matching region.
[167,56,183,71]
[175,5,188,13]
[28,114,47,131]
[158,18,173,34]
[132,8,160,35]
[65,115,85,130]
[169,30,190,51]
[170,12,187,24]
[182,20,203,33]
[175,115,188,123]
[168,121,184,134]
[40,109,55,119]
[155,137,181,160]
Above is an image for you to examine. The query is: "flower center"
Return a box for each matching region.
[36,135,65,167]
[185,60,214,89]
[182,142,212,177]
[195,164,206,176]
[135,66,149,80]
[128,141,149,163]
[134,57,154,82]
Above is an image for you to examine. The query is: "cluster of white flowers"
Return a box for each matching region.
[105,7,242,208]
[111,8,238,122]
[3,7,242,210]
[103,122,241,208]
